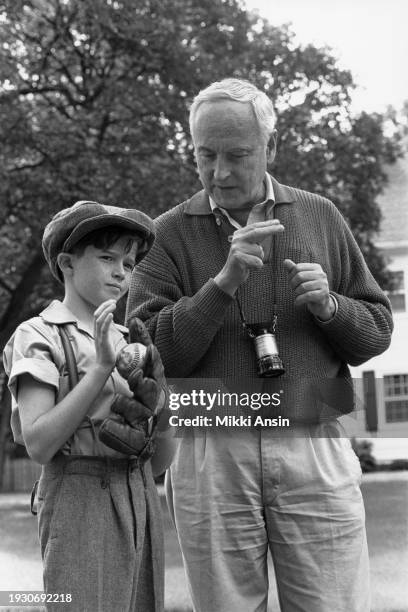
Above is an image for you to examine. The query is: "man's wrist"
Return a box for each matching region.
[213,271,240,297]
[315,294,338,322]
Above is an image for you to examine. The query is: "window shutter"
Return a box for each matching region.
[363,371,378,432]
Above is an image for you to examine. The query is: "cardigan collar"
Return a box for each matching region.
[183,175,296,216]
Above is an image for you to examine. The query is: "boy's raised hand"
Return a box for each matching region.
[93,299,117,371]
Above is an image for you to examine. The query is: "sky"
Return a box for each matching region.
[244,0,408,114]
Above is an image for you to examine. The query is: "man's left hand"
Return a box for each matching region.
[283,259,335,321]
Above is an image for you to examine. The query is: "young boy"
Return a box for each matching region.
[3,200,175,611]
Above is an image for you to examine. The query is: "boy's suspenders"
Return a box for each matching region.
[58,324,104,457]
[30,324,79,515]
[58,324,79,388]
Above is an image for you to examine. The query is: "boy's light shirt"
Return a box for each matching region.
[3,299,133,457]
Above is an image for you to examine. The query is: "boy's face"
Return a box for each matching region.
[69,235,138,308]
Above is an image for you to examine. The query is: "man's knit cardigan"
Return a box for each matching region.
[127,177,393,421]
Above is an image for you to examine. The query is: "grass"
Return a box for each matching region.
[362,474,408,612]
[0,472,407,612]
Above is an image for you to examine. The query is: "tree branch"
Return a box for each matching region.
[0,277,13,293]
[8,157,46,173]
[0,248,46,350]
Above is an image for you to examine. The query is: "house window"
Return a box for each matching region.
[384,374,408,422]
[386,271,406,313]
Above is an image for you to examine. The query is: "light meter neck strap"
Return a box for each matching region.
[235,294,255,338]
[235,294,278,337]
[235,201,278,338]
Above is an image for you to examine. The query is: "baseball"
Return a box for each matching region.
[116,342,148,378]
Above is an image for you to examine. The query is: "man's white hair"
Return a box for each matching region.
[189,78,276,142]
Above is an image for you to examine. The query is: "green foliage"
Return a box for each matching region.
[351,438,376,473]
[389,459,408,471]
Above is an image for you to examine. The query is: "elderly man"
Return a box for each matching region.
[127,79,392,612]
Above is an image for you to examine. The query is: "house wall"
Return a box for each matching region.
[349,240,408,460]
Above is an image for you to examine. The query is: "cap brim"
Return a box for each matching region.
[62,214,155,262]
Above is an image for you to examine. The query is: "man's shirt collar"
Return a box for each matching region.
[209,173,275,229]
[183,174,296,218]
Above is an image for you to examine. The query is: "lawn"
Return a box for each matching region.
[0,472,407,612]
[362,472,408,612]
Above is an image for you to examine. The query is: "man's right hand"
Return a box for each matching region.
[214,219,284,296]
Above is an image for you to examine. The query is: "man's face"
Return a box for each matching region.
[192,100,276,212]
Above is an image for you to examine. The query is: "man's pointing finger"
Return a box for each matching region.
[244,222,284,243]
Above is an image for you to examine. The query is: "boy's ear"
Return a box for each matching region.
[56,252,74,278]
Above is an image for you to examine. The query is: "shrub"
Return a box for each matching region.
[389,459,408,471]
[351,438,377,472]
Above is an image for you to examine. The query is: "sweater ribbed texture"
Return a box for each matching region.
[127,180,393,420]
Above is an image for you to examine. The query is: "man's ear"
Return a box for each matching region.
[56,252,74,278]
[266,129,278,166]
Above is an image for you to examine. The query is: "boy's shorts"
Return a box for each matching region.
[37,454,164,612]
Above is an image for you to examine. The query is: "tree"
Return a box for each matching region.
[0,0,402,477]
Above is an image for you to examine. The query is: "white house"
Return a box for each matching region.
[349,150,408,463]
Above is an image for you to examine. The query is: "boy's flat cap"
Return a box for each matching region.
[42,200,155,281]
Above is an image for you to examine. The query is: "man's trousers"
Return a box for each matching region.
[166,421,370,612]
